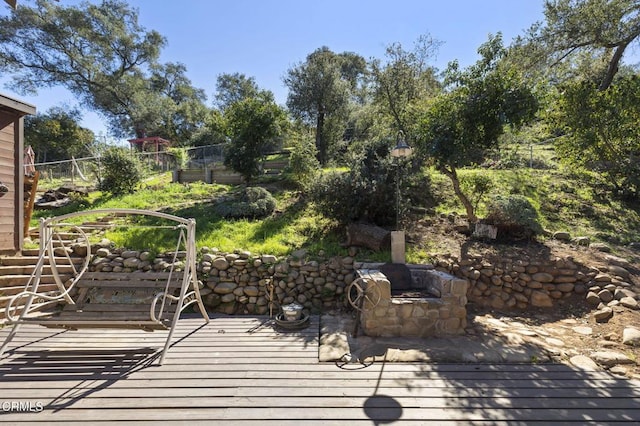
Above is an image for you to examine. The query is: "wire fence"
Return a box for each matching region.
[29,144,227,186]
[184,144,226,169]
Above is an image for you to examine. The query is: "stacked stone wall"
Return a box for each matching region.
[88,244,355,314]
[85,241,638,316]
[433,252,636,312]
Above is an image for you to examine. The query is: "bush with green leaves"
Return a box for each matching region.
[287,136,320,189]
[308,138,411,226]
[214,186,276,219]
[223,95,287,183]
[460,174,493,213]
[482,194,544,240]
[99,147,143,195]
[168,147,189,170]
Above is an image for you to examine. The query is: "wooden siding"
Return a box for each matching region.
[0,111,17,252]
[1,315,639,424]
[0,95,34,253]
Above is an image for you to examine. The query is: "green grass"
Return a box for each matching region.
[32,172,349,257]
[168,190,348,257]
[429,166,640,245]
[264,150,291,162]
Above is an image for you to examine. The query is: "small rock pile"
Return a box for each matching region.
[584,256,638,322]
[586,265,640,322]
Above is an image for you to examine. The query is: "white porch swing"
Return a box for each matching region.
[0,209,210,365]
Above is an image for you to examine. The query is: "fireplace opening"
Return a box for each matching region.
[379,263,442,299]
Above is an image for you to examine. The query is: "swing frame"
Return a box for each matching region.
[0,209,210,365]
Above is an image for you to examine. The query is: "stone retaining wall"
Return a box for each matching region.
[85,240,637,316]
[432,251,637,313]
[88,244,355,315]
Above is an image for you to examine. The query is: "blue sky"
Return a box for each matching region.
[1,0,547,138]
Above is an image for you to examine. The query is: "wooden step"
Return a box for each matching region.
[0,274,66,287]
[0,255,85,266]
[0,282,69,301]
[20,248,41,256]
[30,232,83,241]
[0,264,79,276]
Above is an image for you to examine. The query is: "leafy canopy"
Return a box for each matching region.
[512,0,640,90]
[555,75,640,199]
[214,73,263,111]
[284,47,367,165]
[0,0,207,141]
[25,107,95,163]
[370,34,442,135]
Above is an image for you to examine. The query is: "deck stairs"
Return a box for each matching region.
[1,215,117,321]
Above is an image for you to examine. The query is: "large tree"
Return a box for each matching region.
[284,47,366,165]
[0,0,206,140]
[370,34,442,136]
[417,35,539,224]
[214,73,262,111]
[148,62,209,144]
[515,0,640,91]
[25,107,95,163]
[555,75,640,199]
[510,0,640,199]
[223,93,287,183]
[189,73,269,147]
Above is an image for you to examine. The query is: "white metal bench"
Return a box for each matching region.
[0,209,210,364]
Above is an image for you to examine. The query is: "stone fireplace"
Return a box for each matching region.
[355,263,468,338]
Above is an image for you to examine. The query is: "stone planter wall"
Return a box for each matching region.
[85,241,638,318]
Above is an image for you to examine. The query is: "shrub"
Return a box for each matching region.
[214,186,276,219]
[223,95,287,183]
[168,147,189,170]
[460,174,493,212]
[483,194,544,240]
[287,136,320,189]
[308,170,356,224]
[99,147,143,195]
[308,138,410,226]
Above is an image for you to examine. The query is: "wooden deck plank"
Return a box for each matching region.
[1,407,638,422]
[4,422,634,426]
[1,396,639,412]
[5,385,639,399]
[1,315,639,423]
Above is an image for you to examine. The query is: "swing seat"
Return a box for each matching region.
[11,272,184,331]
[0,208,210,365]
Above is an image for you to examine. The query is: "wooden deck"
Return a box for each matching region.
[1,315,639,424]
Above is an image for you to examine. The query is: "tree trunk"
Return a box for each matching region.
[316,108,326,165]
[346,223,391,251]
[599,41,629,91]
[134,123,147,139]
[439,165,477,224]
